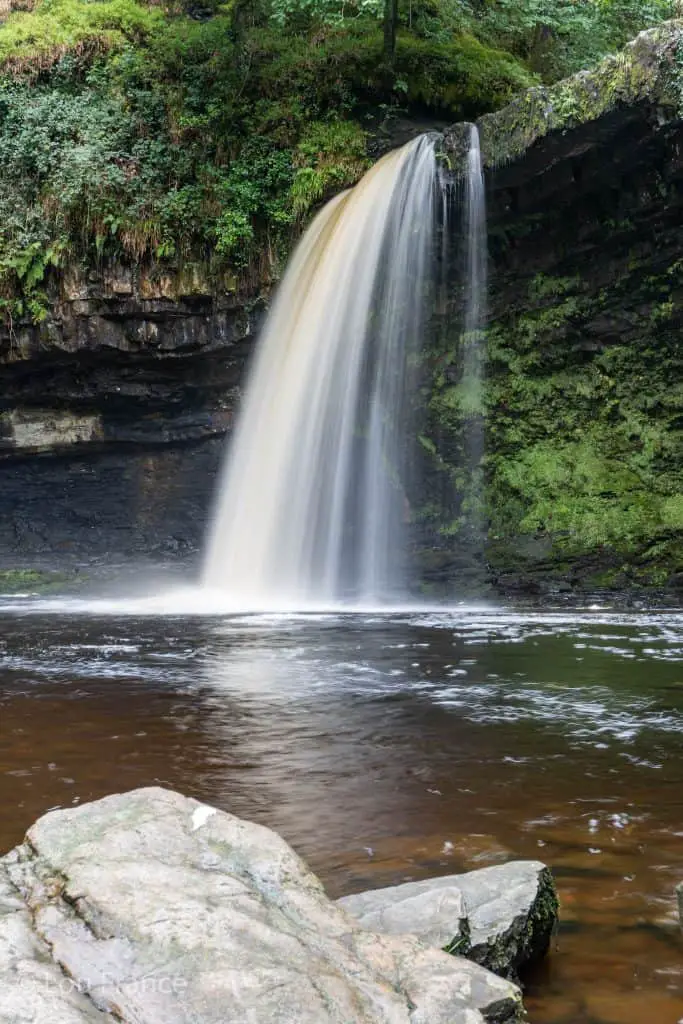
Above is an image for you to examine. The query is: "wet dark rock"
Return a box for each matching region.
[366,114,451,159]
[0,259,261,564]
[0,261,264,462]
[337,861,559,981]
[0,440,223,564]
[422,22,683,600]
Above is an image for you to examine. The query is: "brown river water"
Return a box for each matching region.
[0,593,681,1023]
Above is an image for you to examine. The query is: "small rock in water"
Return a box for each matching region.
[337,859,559,981]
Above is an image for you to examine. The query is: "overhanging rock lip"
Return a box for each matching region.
[444,20,683,182]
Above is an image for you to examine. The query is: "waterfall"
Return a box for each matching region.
[464,125,487,379]
[461,124,487,544]
[202,135,440,609]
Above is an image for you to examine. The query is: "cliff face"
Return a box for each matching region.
[0,262,261,453]
[424,22,683,598]
[0,262,264,564]
[2,23,683,595]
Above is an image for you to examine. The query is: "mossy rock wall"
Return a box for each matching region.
[424,24,683,599]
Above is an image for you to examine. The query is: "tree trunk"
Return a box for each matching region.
[383,0,398,64]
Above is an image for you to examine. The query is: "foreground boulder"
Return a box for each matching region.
[0,787,526,1024]
[337,861,558,979]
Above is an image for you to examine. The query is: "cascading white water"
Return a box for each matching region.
[461,124,487,542]
[464,125,487,376]
[202,135,439,609]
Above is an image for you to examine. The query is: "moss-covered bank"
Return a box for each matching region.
[478,20,683,166]
[0,0,540,343]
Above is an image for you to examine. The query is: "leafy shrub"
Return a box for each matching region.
[0,0,676,322]
[0,0,164,76]
[291,119,369,215]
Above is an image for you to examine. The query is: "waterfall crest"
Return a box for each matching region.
[202,135,439,609]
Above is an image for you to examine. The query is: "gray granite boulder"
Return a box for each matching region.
[337,861,558,980]
[0,787,524,1024]
[0,862,110,1024]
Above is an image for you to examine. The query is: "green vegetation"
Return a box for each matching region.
[467,0,676,80]
[484,270,683,570]
[0,0,165,73]
[0,568,76,591]
[423,252,683,589]
[443,918,471,956]
[0,0,676,322]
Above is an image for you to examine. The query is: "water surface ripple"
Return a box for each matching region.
[0,602,681,1023]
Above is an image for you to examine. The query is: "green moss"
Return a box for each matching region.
[475,22,683,167]
[528,868,559,955]
[394,31,534,117]
[483,341,683,563]
[422,215,683,588]
[290,119,369,216]
[0,568,74,592]
[491,436,665,554]
[662,495,683,529]
[528,273,582,300]
[463,867,558,981]
[442,917,471,957]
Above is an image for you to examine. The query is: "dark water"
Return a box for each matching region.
[0,597,682,1023]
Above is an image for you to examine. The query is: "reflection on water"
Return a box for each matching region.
[0,605,682,1024]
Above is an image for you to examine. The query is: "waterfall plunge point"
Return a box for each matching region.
[202,130,487,612]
